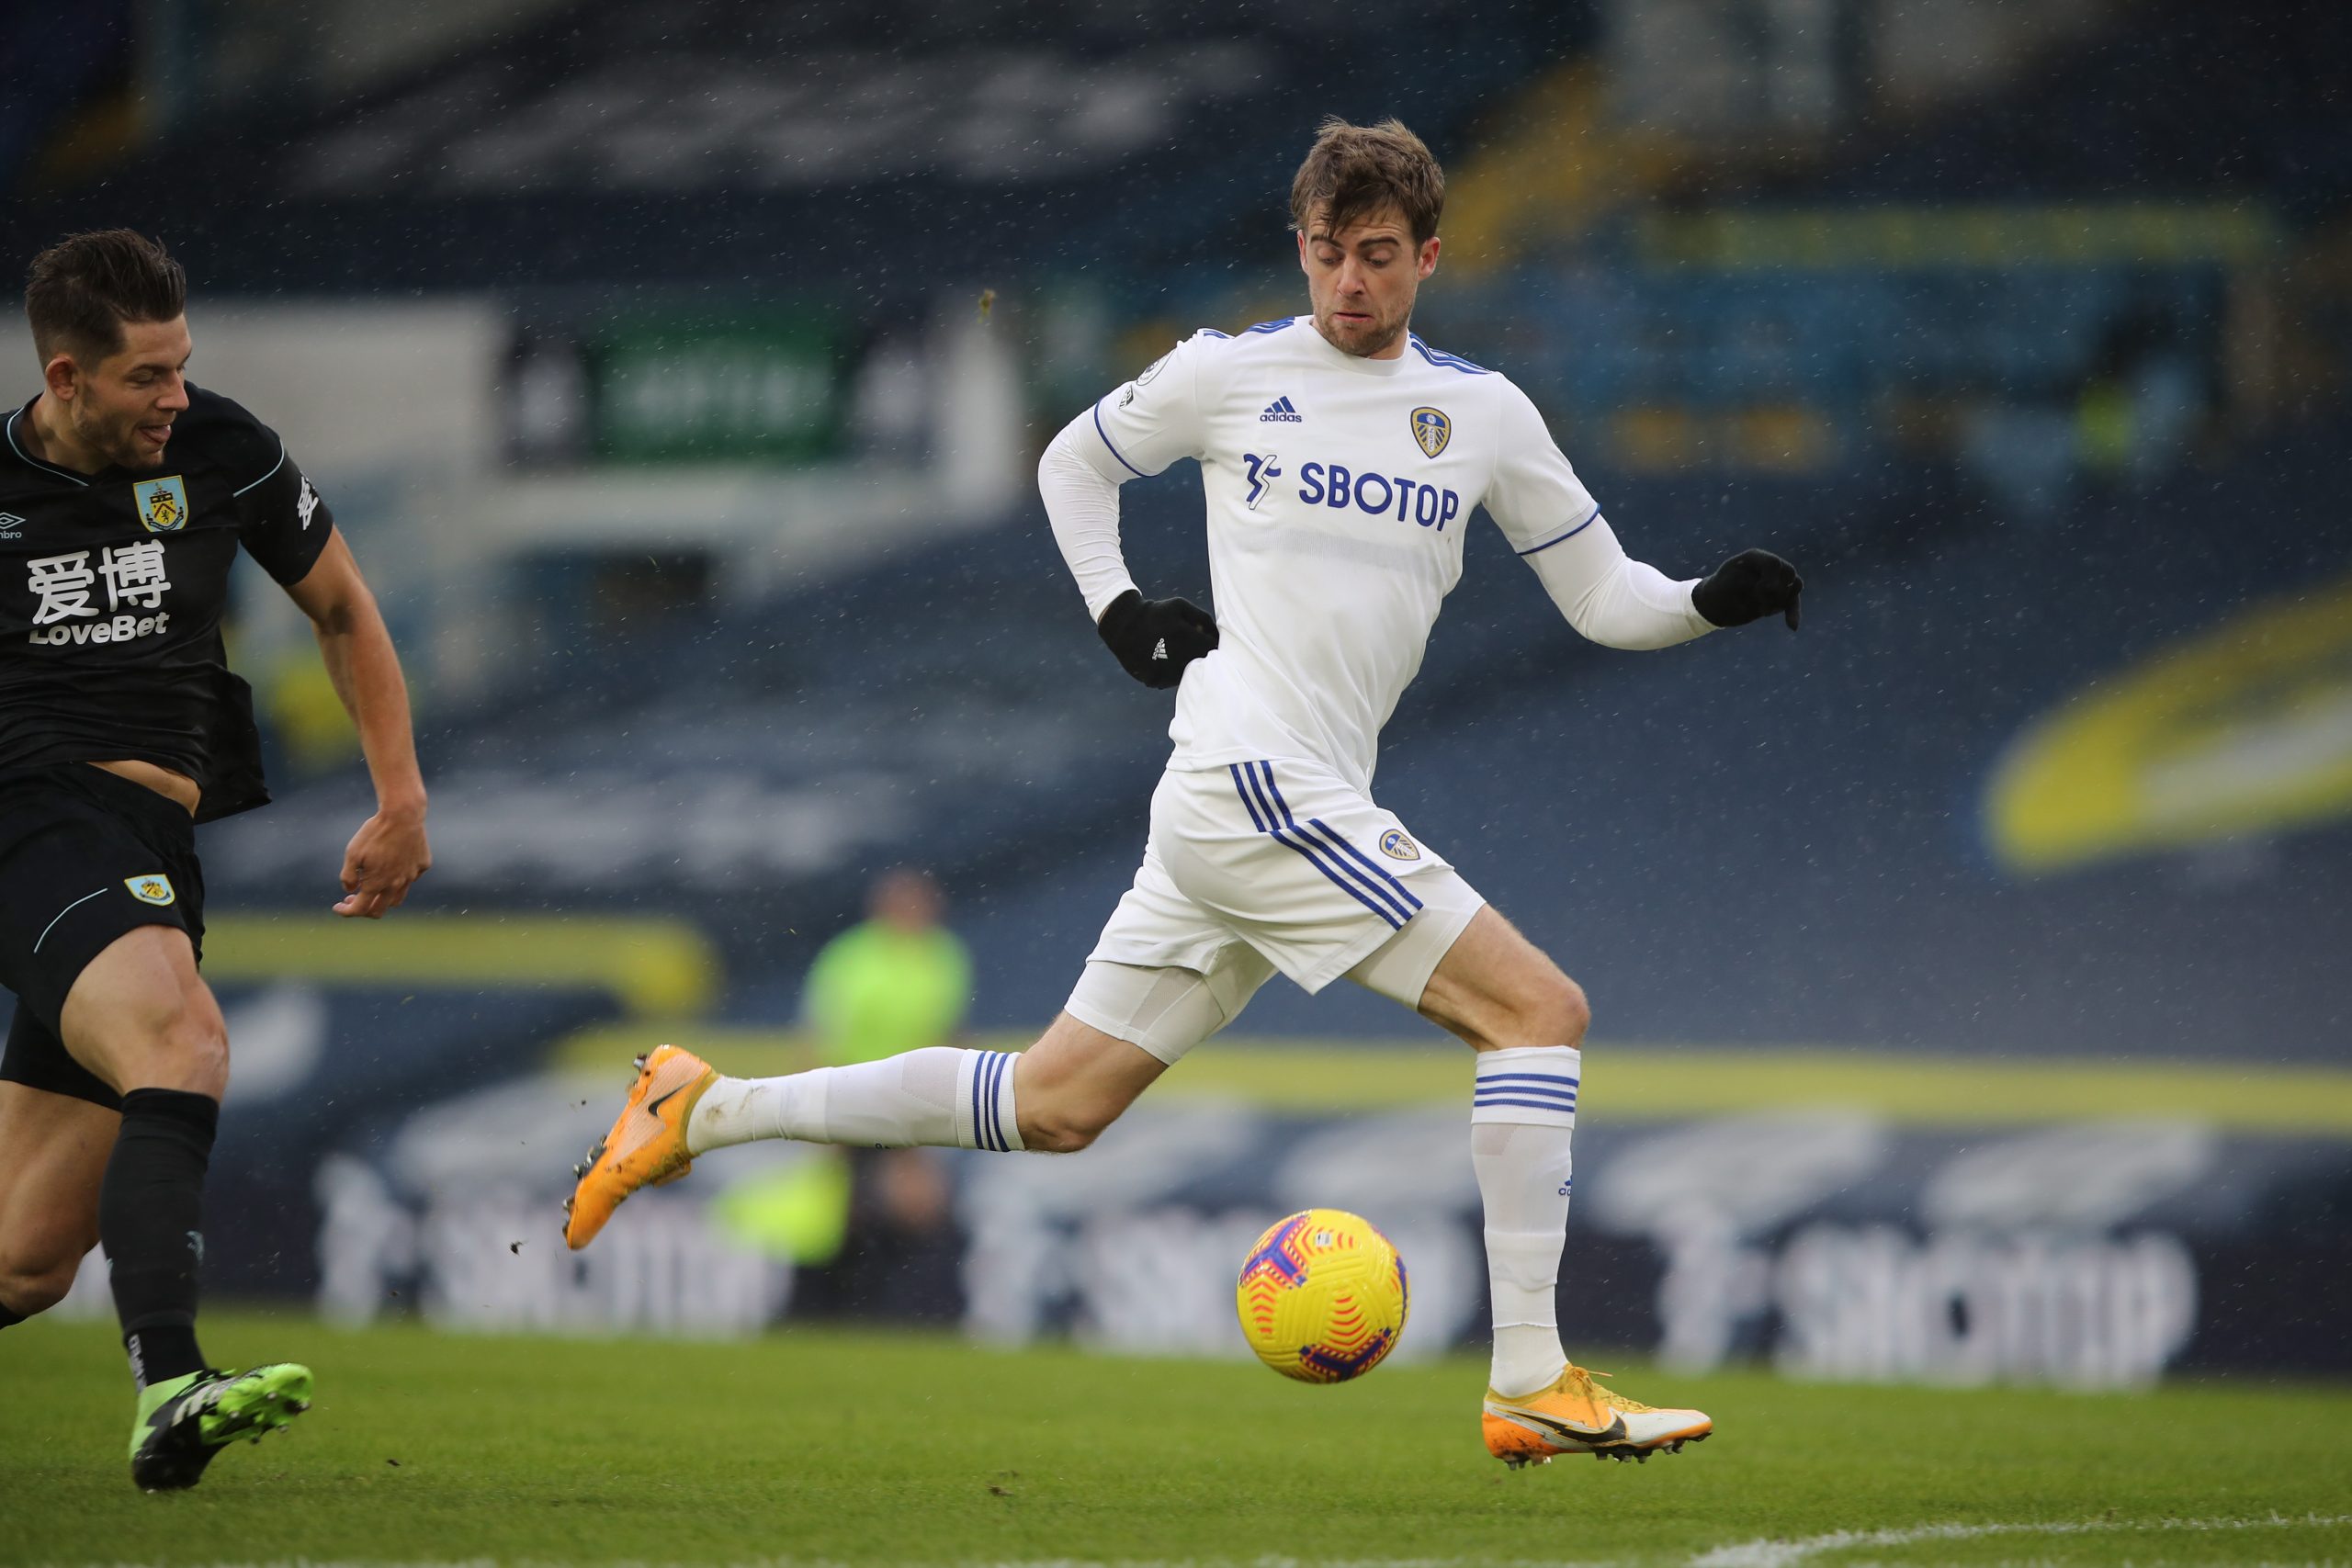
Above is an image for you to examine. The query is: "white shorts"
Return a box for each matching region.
[1069,760,1487,1064]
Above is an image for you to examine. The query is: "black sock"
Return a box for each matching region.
[102,1088,219,1389]
[0,1303,24,1329]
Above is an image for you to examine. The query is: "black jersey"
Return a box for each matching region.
[0,385,334,822]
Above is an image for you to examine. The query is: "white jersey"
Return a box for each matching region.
[1044,314,1712,792]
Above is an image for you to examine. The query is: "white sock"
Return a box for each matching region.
[685,1047,1024,1155]
[1472,1044,1579,1398]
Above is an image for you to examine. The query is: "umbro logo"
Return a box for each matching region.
[0,512,22,539]
[1259,396,1303,423]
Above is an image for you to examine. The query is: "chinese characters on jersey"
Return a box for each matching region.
[24,541,175,645]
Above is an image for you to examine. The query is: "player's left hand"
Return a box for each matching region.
[1693,548,1804,631]
[334,807,431,919]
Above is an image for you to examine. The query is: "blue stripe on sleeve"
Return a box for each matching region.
[1516,504,1603,558]
[1091,397,1149,479]
[232,442,289,497]
[1408,334,1491,374]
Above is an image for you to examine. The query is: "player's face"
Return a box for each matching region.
[1297,206,1440,360]
[55,316,193,470]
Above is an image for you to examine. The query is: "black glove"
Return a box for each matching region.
[1692,549,1804,630]
[1097,588,1218,689]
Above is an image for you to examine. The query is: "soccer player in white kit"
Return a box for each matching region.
[565,118,1803,1468]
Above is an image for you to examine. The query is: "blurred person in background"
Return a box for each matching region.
[565,118,1802,1468]
[0,230,430,1492]
[788,869,970,1321]
[804,870,971,1085]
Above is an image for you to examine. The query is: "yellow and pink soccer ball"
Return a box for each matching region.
[1235,1208,1409,1382]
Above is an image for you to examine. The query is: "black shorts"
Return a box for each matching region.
[0,765,206,1110]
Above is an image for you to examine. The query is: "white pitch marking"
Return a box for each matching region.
[1691,1509,2352,1567]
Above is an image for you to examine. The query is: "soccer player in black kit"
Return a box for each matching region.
[0,231,430,1490]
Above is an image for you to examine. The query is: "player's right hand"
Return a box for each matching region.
[1097,589,1218,689]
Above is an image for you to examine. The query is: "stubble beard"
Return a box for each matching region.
[89,407,164,470]
[1316,304,1406,360]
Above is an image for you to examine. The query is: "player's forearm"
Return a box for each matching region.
[1038,413,1137,621]
[313,602,426,816]
[1525,515,1713,650]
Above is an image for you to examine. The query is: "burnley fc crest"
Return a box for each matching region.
[136,475,189,533]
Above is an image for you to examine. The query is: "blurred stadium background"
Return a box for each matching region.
[3,0,2348,1389]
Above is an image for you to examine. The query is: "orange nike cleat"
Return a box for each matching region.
[1482,1364,1712,1468]
[562,1044,718,1250]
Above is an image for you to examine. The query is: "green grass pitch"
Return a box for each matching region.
[5,1309,2348,1566]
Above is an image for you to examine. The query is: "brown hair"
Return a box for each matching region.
[1289,118,1445,245]
[25,229,187,362]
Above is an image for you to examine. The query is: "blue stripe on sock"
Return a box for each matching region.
[969,1054,989,1150]
[1479,1073,1581,1088]
[995,1053,1012,1151]
[1473,1096,1579,1115]
[978,1055,995,1152]
[1477,1095,1577,1113]
[986,1053,1008,1151]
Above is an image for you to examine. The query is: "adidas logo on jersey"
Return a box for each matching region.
[1259,396,1303,423]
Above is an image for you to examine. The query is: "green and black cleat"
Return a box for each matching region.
[129,1363,313,1492]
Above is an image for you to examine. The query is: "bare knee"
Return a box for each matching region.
[1541,974,1591,1050]
[60,930,229,1099]
[1420,908,1593,1054]
[0,1251,87,1317]
[1007,1015,1163,1155]
[98,986,228,1098]
[1016,1090,1123,1155]
[124,993,228,1097]
[1472,973,1589,1054]
[1011,1072,1119,1161]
